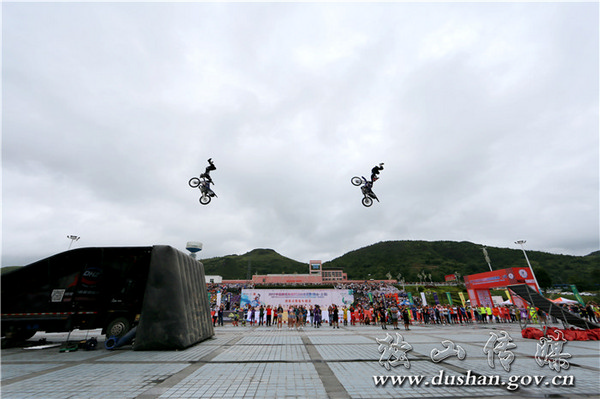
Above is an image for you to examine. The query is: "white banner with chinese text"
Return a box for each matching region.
[240,288,354,309]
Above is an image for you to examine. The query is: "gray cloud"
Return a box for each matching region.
[2,2,598,267]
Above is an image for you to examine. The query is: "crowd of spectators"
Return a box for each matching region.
[206,281,599,328]
[211,301,599,329]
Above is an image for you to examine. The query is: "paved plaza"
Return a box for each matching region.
[1,322,599,398]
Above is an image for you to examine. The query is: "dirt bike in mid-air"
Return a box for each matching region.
[351,176,379,207]
[189,176,217,205]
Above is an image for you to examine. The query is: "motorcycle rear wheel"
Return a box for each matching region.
[199,195,211,205]
[189,177,201,188]
[362,197,373,207]
[351,176,363,186]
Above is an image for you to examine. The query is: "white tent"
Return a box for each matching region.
[551,297,579,304]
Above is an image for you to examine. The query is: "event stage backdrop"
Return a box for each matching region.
[240,289,354,309]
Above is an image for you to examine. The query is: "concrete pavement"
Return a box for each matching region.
[1,321,599,398]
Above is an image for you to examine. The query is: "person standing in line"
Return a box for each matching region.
[379,305,388,330]
[314,305,322,328]
[390,303,399,330]
[473,306,480,323]
[295,306,303,330]
[402,306,411,331]
[288,306,296,330]
[266,305,272,327]
[211,307,217,327]
[238,305,245,327]
[486,306,493,323]
[232,306,239,326]
[442,306,450,325]
[217,305,224,327]
[277,304,284,329]
[332,305,340,329]
[492,306,501,323]
[258,305,265,326]
[363,306,370,326]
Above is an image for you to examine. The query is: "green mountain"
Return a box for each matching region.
[4,241,597,290]
[200,248,307,279]
[201,241,599,290]
[324,240,599,287]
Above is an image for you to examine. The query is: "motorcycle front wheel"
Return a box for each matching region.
[351,176,363,186]
[199,195,211,205]
[362,197,373,207]
[189,177,201,188]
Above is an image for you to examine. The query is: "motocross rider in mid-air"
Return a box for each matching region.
[198,158,217,198]
[200,158,216,184]
[371,163,384,183]
[364,162,384,197]
[188,158,218,204]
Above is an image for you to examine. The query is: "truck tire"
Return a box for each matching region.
[106,317,131,339]
[16,329,37,341]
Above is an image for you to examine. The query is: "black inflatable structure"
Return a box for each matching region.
[1,245,214,350]
[134,245,214,350]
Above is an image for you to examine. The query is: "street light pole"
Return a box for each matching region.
[67,235,80,250]
[515,240,541,292]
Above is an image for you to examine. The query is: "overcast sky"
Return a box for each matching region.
[2,2,598,268]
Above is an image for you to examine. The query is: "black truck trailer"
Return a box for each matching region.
[1,245,214,350]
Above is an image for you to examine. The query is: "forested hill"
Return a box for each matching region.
[199,241,599,290]
[200,248,307,280]
[323,240,599,289]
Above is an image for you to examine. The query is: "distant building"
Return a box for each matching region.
[309,260,322,275]
[321,269,346,282]
[205,275,223,284]
[247,260,347,285]
[219,260,399,286]
[251,274,323,285]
